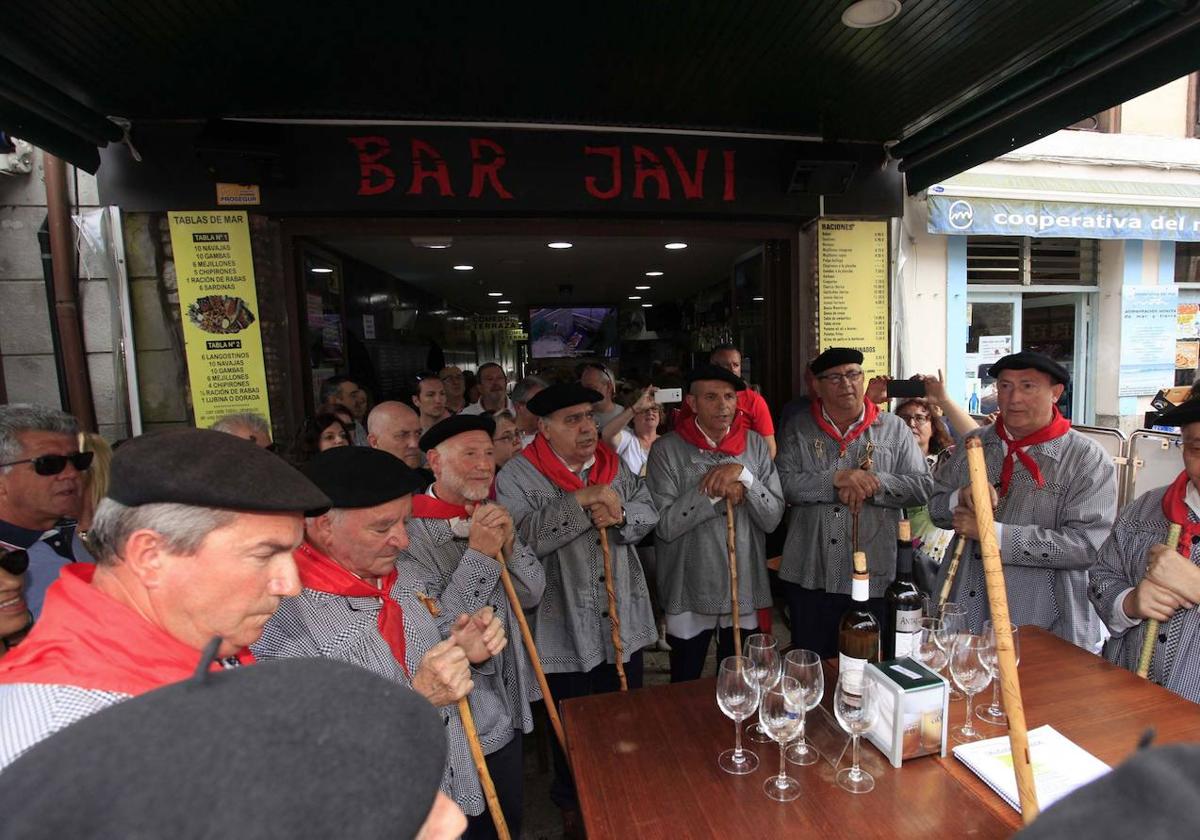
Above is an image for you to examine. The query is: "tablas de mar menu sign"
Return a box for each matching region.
[817,220,890,382]
[167,211,272,428]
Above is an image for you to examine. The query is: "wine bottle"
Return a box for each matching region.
[838,550,880,677]
[884,519,924,659]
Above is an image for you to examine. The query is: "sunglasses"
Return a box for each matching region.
[0,451,94,476]
[0,547,29,576]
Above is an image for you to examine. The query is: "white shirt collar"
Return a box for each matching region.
[552,445,595,475]
[427,486,472,538]
[821,403,866,434]
[1186,482,1200,520]
[694,418,731,448]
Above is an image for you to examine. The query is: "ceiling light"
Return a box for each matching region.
[645,271,664,276]
[628,295,642,300]
[310,267,333,274]
[488,291,504,297]
[641,303,653,308]
[411,236,453,249]
[664,242,687,250]
[453,265,474,271]
[497,309,509,314]
[498,300,512,304]
[635,285,651,291]
[841,0,901,28]
[753,296,764,302]
[547,242,574,249]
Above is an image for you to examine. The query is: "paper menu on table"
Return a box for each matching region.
[952,725,1111,814]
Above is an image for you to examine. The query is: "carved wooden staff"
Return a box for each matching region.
[417,593,511,840]
[852,441,876,553]
[965,437,1038,823]
[597,527,628,691]
[496,547,566,753]
[726,503,741,655]
[1136,522,1182,679]
[938,539,968,609]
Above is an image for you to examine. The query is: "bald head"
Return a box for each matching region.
[367,402,422,469]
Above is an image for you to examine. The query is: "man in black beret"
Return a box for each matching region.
[0,428,330,770]
[776,347,932,657]
[0,656,467,839]
[400,414,545,839]
[253,445,510,829]
[494,382,659,823]
[646,364,784,681]
[929,350,1116,649]
[1091,398,1200,698]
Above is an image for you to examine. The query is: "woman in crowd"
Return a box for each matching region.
[0,546,31,657]
[289,411,353,463]
[491,410,523,470]
[76,432,113,539]
[601,386,661,477]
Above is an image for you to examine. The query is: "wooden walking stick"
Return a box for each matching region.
[852,441,876,553]
[416,593,511,840]
[965,437,1039,824]
[1136,523,1182,679]
[597,527,628,691]
[938,539,968,609]
[726,503,741,655]
[496,547,567,753]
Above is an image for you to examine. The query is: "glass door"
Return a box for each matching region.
[965,293,1020,415]
[1022,293,1088,420]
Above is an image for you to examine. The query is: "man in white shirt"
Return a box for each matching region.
[461,364,516,417]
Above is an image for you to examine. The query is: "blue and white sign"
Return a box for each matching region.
[1119,285,1178,397]
[929,195,1200,241]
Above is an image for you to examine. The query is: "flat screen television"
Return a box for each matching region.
[529,306,619,359]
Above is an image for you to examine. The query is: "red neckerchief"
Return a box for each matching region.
[1161,471,1200,554]
[0,565,253,694]
[521,433,619,492]
[675,398,751,436]
[411,494,470,520]
[993,407,1072,497]
[810,399,878,456]
[675,417,748,456]
[293,541,408,677]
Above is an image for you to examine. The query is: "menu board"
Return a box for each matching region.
[167,211,272,428]
[818,220,890,380]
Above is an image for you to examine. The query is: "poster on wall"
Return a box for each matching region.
[167,211,272,429]
[817,219,889,382]
[1119,285,1178,397]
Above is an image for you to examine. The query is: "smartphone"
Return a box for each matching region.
[886,379,927,399]
[654,387,683,404]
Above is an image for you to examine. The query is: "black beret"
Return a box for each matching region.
[810,347,864,375]
[302,446,428,509]
[419,414,496,453]
[1155,398,1200,429]
[108,428,330,514]
[527,383,603,417]
[987,351,1070,386]
[0,657,448,840]
[686,363,747,392]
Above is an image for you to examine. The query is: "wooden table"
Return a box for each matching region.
[561,628,1200,839]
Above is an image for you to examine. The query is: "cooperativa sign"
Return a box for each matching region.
[928,194,1200,240]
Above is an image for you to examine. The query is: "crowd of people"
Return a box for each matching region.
[0,344,1198,837]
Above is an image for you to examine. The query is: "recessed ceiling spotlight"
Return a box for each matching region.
[645,271,664,276]
[310,267,333,274]
[628,295,642,300]
[453,265,474,271]
[410,236,453,249]
[547,242,574,249]
[635,285,651,291]
[487,292,504,297]
[497,309,509,314]
[498,300,512,304]
[664,242,687,250]
[753,296,765,302]
[641,303,653,308]
[841,0,901,28]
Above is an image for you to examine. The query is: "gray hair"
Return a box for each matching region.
[511,376,549,404]
[0,404,78,472]
[88,498,237,564]
[211,412,271,439]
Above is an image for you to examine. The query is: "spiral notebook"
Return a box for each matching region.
[952,725,1111,814]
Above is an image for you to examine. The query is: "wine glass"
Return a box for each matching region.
[938,603,968,700]
[978,621,1021,726]
[743,633,781,744]
[912,617,950,678]
[949,633,993,743]
[759,676,804,802]
[716,655,761,774]
[783,649,824,766]
[833,670,878,794]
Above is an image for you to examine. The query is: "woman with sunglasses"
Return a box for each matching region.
[0,547,32,656]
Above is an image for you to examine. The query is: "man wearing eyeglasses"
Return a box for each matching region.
[0,405,95,620]
[776,348,933,658]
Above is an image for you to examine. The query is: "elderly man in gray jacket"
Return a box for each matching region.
[647,364,784,682]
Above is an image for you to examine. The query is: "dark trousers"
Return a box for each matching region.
[463,734,524,840]
[667,624,760,683]
[544,650,645,810]
[782,581,885,660]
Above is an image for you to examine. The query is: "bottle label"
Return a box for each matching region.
[839,653,868,677]
[896,608,923,634]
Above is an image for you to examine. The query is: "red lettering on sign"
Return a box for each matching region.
[408,139,455,197]
[584,146,622,200]
[664,147,707,199]
[632,146,671,200]
[722,150,736,201]
[468,138,514,199]
[348,136,396,196]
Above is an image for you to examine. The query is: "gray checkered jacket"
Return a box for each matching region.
[647,431,784,615]
[0,684,127,771]
[928,426,1116,650]
[495,455,659,673]
[777,409,933,596]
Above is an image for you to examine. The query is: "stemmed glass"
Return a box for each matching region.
[949,633,993,743]
[938,603,968,699]
[833,670,878,794]
[912,617,950,680]
[743,633,781,744]
[978,621,1021,726]
[759,676,805,802]
[716,655,761,774]
[783,649,824,766]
